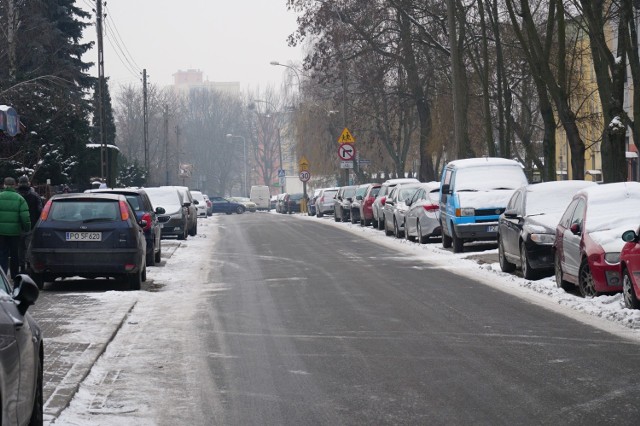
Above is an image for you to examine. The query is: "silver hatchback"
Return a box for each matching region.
[315,187,339,218]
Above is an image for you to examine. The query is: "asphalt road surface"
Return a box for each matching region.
[195,213,640,425]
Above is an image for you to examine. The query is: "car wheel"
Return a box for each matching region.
[442,221,452,248]
[376,215,384,230]
[498,236,515,272]
[405,220,415,242]
[451,227,464,253]
[28,357,43,426]
[189,221,197,236]
[393,218,402,239]
[578,259,598,298]
[236,206,245,214]
[351,212,357,224]
[141,264,147,282]
[317,211,323,218]
[554,250,574,291]
[154,242,162,264]
[622,269,640,309]
[146,244,156,267]
[384,216,393,236]
[417,222,427,244]
[520,241,536,280]
[127,269,142,291]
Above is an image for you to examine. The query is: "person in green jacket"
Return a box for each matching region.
[0,177,31,278]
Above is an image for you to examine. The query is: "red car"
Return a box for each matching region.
[619,226,640,309]
[358,183,381,226]
[554,182,640,297]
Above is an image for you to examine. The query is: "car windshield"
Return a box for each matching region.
[50,200,119,222]
[370,187,381,197]
[343,187,356,198]
[526,187,585,216]
[586,196,640,233]
[454,166,527,191]
[290,193,304,200]
[145,188,182,213]
[398,187,419,202]
[191,192,205,202]
[323,190,337,199]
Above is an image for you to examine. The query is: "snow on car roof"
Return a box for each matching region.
[446,157,522,168]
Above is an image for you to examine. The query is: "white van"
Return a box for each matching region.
[250,185,271,211]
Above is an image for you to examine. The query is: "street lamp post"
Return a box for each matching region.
[226,134,247,197]
[269,61,302,89]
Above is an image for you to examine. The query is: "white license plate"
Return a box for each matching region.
[66,232,102,241]
[486,225,498,233]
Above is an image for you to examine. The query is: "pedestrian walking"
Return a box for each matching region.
[0,177,31,278]
[16,176,43,273]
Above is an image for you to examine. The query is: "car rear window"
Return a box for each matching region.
[323,190,338,199]
[145,189,182,211]
[125,195,142,211]
[50,200,119,222]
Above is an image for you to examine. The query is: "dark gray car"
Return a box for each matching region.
[0,273,43,425]
[145,187,190,240]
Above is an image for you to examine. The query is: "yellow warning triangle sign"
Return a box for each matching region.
[338,127,355,144]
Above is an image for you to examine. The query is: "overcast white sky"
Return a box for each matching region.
[80,0,305,91]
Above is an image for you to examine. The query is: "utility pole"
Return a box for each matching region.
[7,0,17,82]
[96,0,108,183]
[176,125,181,185]
[142,69,149,183]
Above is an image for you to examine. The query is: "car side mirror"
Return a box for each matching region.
[346,197,353,202]
[193,200,199,205]
[356,195,363,200]
[11,274,39,315]
[138,219,148,228]
[504,209,518,219]
[570,223,581,235]
[622,230,638,243]
[441,184,450,195]
[183,202,191,207]
[155,207,166,214]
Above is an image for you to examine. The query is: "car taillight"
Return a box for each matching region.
[319,197,324,203]
[119,200,130,221]
[141,212,152,231]
[380,197,387,205]
[40,199,52,221]
[423,204,439,212]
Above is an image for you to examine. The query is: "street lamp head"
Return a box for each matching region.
[226,133,233,138]
[269,61,281,66]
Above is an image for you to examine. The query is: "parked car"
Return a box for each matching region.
[307,188,322,216]
[554,182,640,297]
[86,187,165,266]
[498,180,596,280]
[190,190,208,217]
[334,185,357,222]
[404,181,442,243]
[358,183,382,227]
[210,196,246,214]
[163,186,198,236]
[620,228,640,309]
[315,187,339,218]
[250,185,271,211]
[229,197,257,212]
[270,195,279,210]
[372,178,420,230]
[145,186,189,240]
[382,182,422,238]
[349,184,369,224]
[287,193,305,213]
[439,157,528,253]
[0,273,43,425]
[28,193,147,290]
[203,194,213,216]
[275,193,287,213]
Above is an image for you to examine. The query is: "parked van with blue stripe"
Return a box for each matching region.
[439,157,528,253]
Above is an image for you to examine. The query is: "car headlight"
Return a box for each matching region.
[604,252,621,264]
[458,208,475,217]
[529,233,555,245]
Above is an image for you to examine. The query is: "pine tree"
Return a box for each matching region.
[0,0,96,188]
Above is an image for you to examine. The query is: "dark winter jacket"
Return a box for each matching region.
[0,187,31,236]
[17,186,43,230]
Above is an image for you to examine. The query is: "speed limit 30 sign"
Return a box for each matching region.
[299,170,311,182]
